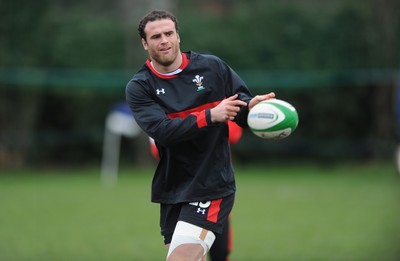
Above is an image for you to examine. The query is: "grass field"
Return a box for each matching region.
[0,162,399,260]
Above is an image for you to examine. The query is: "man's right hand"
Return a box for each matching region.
[210,94,247,123]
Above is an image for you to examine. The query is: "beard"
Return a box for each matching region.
[151,45,180,68]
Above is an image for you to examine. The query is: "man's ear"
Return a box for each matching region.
[141,38,148,50]
[177,33,180,43]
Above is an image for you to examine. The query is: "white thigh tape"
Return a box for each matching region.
[174,221,216,250]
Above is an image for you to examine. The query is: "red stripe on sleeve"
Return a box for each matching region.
[194,110,207,128]
[167,101,220,119]
[207,198,222,223]
[167,100,222,129]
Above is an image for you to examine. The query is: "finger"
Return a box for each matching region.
[226,103,245,113]
[226,114,236,121]
[257,93,275,102]
[236,100,248,106]
[229,100,247,107]
[264,92,275,99]
[225,94,239,101]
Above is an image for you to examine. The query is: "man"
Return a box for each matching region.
[125,10,275,261]
[148,120,241,261]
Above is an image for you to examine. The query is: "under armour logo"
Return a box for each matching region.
[197,208,206,215]
[156,88,165,95]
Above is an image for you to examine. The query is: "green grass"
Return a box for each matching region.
[0,163,399,260]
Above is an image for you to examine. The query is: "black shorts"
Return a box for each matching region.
[160,193,235,245]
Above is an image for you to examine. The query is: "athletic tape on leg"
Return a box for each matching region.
[167,221,216,258]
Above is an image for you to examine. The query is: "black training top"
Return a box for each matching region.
[125,51,253,204]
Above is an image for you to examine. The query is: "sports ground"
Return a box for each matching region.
[1,162,399,260]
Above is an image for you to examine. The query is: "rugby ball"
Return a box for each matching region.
[247,99,298,140]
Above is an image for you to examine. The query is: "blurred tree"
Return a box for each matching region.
[0,0,49,168]
[368,0,399,142]
[1,0,399,167]
[0,0,177,168]
[176,0,398,161]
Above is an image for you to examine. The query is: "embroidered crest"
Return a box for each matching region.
[192,75,205,91]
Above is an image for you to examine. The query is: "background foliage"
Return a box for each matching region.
[1,0,399,168]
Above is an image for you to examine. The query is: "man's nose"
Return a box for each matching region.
[160,35,169,44]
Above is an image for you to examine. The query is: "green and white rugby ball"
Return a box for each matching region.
[247,99,298,140]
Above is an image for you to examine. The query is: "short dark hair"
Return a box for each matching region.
[138,10,179,40]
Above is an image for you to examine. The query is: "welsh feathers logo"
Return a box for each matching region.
[192,75,205,91]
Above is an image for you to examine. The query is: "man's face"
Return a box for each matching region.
[142,19,180,68]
